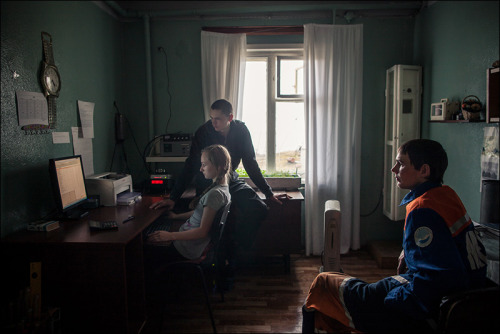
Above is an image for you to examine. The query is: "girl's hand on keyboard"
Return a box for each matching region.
[147,230,175,243]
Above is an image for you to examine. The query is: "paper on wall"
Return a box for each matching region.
[15,91,49,126]
[481,127,499,190]
[77,100,95,138]
[72,127,94,176]
[52,132,70,144]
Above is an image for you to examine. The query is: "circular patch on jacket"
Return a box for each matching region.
[414,227,433,247]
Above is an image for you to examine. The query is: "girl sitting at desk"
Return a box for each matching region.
[145,144,231,264]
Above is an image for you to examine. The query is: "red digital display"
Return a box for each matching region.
[151,180,164,185]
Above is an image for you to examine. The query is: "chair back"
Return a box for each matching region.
[208,201,231,264]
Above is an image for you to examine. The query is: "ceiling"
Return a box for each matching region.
[113,1,422,11]
[108,1,432,20]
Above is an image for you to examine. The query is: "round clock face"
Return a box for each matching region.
[42,65,61,96]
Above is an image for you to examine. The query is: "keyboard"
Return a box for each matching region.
[143,217,173,246]
[143,217,172,236]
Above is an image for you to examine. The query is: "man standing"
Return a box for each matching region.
[151,99,286,249]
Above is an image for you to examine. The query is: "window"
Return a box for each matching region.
[239,45,305,179]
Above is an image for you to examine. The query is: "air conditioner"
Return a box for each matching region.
[320,200,341,273]
[383,65,422,221]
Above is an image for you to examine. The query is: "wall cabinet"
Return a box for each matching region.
[383,65,422,221]
[487,67,499,123]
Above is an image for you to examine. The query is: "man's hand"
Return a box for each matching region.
[268,193,292,205]
[397,249,406,274]
[149,198,175,210]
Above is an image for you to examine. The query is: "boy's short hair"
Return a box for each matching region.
[399,139,448,184]
[211,99,233,117]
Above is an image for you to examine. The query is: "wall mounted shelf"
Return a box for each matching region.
[429,119,485,123]
[145,156,187,163]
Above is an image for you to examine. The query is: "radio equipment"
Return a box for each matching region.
[160,133,192,157]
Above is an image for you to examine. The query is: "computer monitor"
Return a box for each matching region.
[49,155,89,219]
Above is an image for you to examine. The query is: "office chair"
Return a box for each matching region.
[437,279,499,333]
[157,201,231,334]
[301,279,500,334]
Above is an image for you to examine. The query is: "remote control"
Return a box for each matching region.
[89,220,118,230]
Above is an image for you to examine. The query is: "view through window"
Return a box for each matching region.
[239,46,305,180]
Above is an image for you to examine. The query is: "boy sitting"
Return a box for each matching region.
[304,139,487,333]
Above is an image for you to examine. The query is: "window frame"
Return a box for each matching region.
[244,44,304,173]
[277,56,304,99]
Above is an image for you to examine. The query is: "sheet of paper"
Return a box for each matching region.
[52,132,70,144]
[77,100,95,138]
[72,127,94,176]
[15,91,49,126]
[481,126,499,187]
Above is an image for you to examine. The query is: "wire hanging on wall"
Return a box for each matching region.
[158,46,173,134]
[108,101,150,178]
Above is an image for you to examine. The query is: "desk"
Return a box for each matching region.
[241,190,304,272]
[2,196,166,334]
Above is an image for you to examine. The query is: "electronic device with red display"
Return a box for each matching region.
[147,174,173,194]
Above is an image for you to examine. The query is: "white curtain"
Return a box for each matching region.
[304,24,363,256]
[201,31,246,121]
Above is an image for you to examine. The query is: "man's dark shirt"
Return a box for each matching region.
[170,119,273,201]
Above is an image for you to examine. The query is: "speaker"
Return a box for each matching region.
[115,113,125,142]
[480,180,499,225]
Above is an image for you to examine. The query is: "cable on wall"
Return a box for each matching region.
[158,46,173,134]
[108,101,151,178]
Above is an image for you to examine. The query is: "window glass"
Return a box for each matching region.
[276,101,305,176]
[278,58,304,97]
[241,59,267,171]
[239,48,304,181]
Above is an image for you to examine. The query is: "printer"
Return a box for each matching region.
[85,172,133,206]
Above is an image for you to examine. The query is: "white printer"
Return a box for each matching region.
[85,173,133,206]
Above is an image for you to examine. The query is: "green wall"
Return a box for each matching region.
[415,1,499,224]
[1,1,123,236]
[1,1,498,247]
[122,8,417,245]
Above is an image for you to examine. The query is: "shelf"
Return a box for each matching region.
[146,156,187,163]
[429,119,485,123]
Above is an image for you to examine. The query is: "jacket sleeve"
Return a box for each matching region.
[238,124,273,198]
[169,127,204,201]
[384,208,469,319]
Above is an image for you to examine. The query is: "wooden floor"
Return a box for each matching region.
[142,248,397,334]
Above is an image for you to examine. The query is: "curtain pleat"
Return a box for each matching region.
[304,24,363,255]
[201,31,246,120]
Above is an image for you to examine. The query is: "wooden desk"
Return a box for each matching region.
[244,190,304,272]
[2,196,166,334]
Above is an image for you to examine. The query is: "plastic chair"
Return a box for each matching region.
[157,201,231,334]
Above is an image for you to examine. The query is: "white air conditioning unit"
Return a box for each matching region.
[383,65,422,221]
[320,200,341,273]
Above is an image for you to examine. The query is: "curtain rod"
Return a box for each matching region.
[202,26,304,36]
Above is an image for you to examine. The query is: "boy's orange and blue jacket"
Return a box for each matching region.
[384,181,488,318]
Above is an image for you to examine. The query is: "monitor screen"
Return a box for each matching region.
[49,155,88,217]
